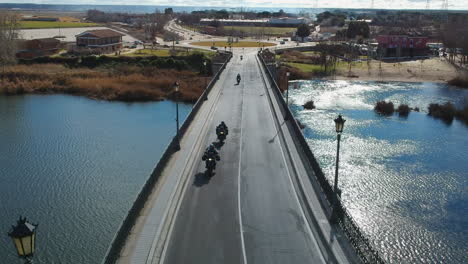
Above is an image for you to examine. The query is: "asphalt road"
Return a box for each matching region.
[161,53,327,264]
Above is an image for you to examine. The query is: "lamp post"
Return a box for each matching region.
[203,61,208,101]
[330,114,346,223]
[8,217,38,264]
[174,82,181,151]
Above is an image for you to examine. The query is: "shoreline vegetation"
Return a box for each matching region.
[0,52,220,103]
[0,64,208,102]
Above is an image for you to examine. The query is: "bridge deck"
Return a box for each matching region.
[115,51,356,264]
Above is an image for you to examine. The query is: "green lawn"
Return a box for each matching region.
[286,62,324,73]
[19,21,100,29]
[191,41,276,48]
[224,26,296,36]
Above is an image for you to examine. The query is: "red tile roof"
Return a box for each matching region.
[77,29,124,38]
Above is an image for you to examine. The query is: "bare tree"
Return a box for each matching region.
[0,12,19,71]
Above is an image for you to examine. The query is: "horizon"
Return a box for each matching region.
[1,1,467,11]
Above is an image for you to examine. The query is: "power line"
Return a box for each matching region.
[426,0,430,10]
[441,0,449,10]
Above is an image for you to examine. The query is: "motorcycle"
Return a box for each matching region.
[240,55,243,60]
[202,148,220,177]
[236,74,241,85]
[217,130,226,143]
[205,157,216,177]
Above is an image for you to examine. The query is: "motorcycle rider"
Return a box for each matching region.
[237,73,241,84]
[202,144,220,163]
[216,121,228,135]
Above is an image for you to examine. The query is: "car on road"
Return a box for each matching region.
[211,46,218,50]
[280,41,285,45]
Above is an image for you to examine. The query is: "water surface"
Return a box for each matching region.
[288,80,468,263]
[0,95,191,263]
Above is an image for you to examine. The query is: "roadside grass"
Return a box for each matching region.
[190,41,276,48]
[19,21,100,29]
[224,26,296,35]
[286,62,324,73]
[124,48,215,57]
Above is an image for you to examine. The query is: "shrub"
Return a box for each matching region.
[303,100,316,110]
[374,101,394,115]
[397,104,410,116]
[448,76,468,88]
[428,102,456,122]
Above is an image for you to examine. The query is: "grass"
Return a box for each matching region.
[286,62,324,73]
[190,41,276,48]
[0,64,208,103]
[224,26,296,36]
[124,48,215,57]
[19,21,100,29]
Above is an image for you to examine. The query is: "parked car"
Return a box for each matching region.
[280,41,285,45]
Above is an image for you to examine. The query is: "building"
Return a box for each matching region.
[376,35,429,58]
[268,17,307,27]
[16,38,61,59]
[199,17,307,28]
[75,29,124,54]
[199,18,268,27]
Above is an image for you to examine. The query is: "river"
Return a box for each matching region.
[0,95,191,263]
[288,80,468,263]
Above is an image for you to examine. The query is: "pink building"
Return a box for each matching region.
[377,35,429,58]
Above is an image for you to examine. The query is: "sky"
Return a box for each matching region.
[1,0,467,10]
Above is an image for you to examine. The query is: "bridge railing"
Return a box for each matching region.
[102,52,233,264]
[258,50,385,264]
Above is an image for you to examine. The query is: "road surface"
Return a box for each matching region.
[115,49,356,264]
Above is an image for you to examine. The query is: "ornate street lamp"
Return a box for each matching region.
[8,217,38,264]
[331,114,346,223]
[203,61,208,101]
[174,82,181,151]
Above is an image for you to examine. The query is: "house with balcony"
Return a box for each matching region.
[75,29,124,54]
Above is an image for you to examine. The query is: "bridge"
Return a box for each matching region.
[102,49,381,264]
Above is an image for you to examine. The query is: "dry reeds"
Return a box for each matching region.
[0,64,205,102]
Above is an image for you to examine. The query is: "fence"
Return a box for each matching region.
[258,51,384,264]
[102,52,232,264]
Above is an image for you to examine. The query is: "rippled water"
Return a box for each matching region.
[0,95,191,263]
[288,80,468,263]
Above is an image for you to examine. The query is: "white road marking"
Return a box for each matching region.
[237,56,248,264]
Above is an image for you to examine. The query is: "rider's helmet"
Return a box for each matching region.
[221,121,225,126]
[208,145,216,151]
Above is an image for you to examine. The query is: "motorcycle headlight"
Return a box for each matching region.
[209,158,213,161]
[220,132,224,134]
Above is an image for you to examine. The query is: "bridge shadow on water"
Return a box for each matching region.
[193,172,213,187]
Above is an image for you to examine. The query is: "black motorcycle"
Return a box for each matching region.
[236,74,241,85]
[202,151,220,177]
[217,129,227,143]
[205,157,216,176]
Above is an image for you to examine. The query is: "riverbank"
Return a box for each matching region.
[329,58,460,83]
[0,64,207,102]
